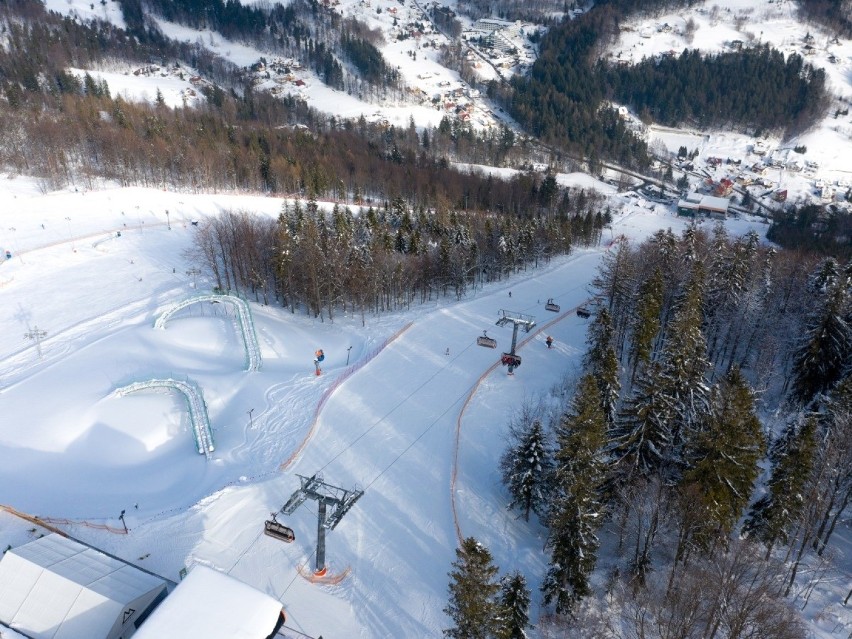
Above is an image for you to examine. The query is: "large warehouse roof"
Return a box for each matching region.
[134,565,284,639]
[0,534,166,639]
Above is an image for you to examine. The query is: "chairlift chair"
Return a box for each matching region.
[545,298,560,312]
[500,353,522,368]
[264,513,295,543]
[476,331,497,348]
[576,306,591,319]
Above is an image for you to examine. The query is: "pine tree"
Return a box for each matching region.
[742,416,817,555]
[496,572,530,639]
[542,374,607,615]
[628,267,664,382]
[807,257,841,295]
[790,280,852,406]
[500,419,553,522]
[584,308,621,424]
[679,367,765,552]
[590,237,635,356]
[810,375,852,555]
[609,361,673,482]
[444,537,501,639]
[656,265,710,453]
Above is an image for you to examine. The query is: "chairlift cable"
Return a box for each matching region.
[281,549,317,595]
[314,339,478,476]
[226,526,265,576]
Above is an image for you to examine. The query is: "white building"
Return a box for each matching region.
[133,565,286,639]
[0,534,168,639]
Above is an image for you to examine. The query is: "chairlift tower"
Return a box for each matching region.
[24,326,48,359]
[496,310,536,374]
[280,473,364,576]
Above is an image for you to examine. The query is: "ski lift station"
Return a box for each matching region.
[0,534,168,639]
[0,535,293,639]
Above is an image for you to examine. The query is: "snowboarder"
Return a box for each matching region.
[546,336,553,349]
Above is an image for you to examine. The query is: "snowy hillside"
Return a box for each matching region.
[0,174,788,638]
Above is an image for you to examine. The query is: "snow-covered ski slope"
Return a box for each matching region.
[0,177,799,638]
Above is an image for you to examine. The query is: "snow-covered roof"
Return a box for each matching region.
[0,534,167,639]
[678,192,730,213]
[134,565,284,639]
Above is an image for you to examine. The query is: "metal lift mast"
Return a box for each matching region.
[496,310,536,375]
[280,474,364,576]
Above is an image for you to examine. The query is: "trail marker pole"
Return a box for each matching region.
[64,217,75,252]
[186,268,200,288]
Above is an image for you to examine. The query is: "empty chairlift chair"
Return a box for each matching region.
[264,514,295,543]
[476,331,497,348]
[545,298,560,312]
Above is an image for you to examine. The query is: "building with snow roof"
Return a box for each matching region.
[677,192,730,219]
[133,565,286,639]
[0,534,168,639]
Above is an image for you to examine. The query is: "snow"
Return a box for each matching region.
[0,173,782,638]
[603,0,852,207]
[0,534,166,639]
[0,0,850,634]
[45,0,851,203]
[68,67,205,109]
[133,565,282,639]
[42,0,126,29]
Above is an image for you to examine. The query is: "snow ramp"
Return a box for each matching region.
[154,293,261,371]
[114,378,215,459]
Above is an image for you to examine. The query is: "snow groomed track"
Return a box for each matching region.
[154,293,262,371]
[114,378,215,459]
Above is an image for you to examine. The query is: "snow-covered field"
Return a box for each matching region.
[0,173,787,638]
[3,0,851,635]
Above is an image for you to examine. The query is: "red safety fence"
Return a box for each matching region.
[279,322,413,471]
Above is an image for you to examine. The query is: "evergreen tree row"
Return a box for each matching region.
[501,0,829,168]
[493,228,852,634]
[191,196,605,320]
[603,45,829,133]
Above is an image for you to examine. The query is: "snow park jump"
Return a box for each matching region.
[154,293,262,371]
[113,378,215,459]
